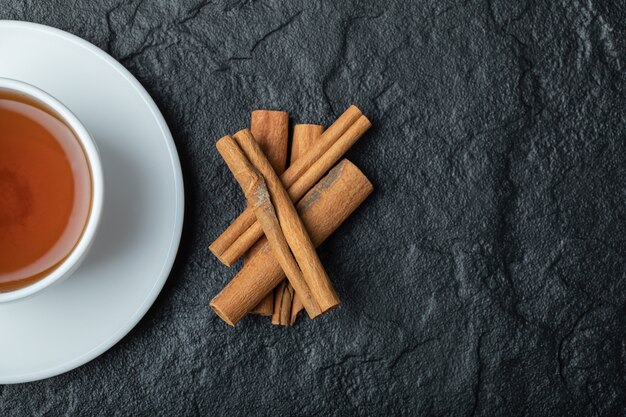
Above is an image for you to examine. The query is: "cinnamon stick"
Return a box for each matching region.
[233,129,339,313]
[210,159,373,326]
[248,239,274,316]
[216,135,321,318]
[273,124,324,325]
[213,113,371,266]
[209,105,366,265]
[248,110,289,316]
[272,282,293,325]
[292,124,324,163]
[250,110,289,176]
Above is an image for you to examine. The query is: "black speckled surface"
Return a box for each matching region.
[2,1,626,415]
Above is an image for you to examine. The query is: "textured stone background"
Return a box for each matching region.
[2,0,626,415]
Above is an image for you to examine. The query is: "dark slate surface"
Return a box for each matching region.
[2,0,626,415]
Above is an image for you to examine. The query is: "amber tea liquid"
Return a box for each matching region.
[0,89,92,292]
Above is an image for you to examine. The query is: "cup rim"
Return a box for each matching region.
[0,77,104,302]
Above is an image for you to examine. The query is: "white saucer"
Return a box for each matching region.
[0,21,184,383]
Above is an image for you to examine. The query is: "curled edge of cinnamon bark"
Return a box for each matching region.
[273,124,324,326]
[210,159,373,326]
[272,281,293,325]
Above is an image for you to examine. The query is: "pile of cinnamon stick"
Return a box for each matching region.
[209,105,372,326]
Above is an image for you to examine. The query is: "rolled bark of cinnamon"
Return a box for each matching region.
[292,124,324,163]
[273,124,324,325]
[216,135,322,318]
[247,110,289,316]
[249,238,274,316]
[210,159,373,326]
[214,113,371,266]
[272,282,293,325]
[209,105,366,265]
[250,110,288,176]
[234,129,339,313]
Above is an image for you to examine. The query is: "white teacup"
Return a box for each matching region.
[0,78,104,303]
